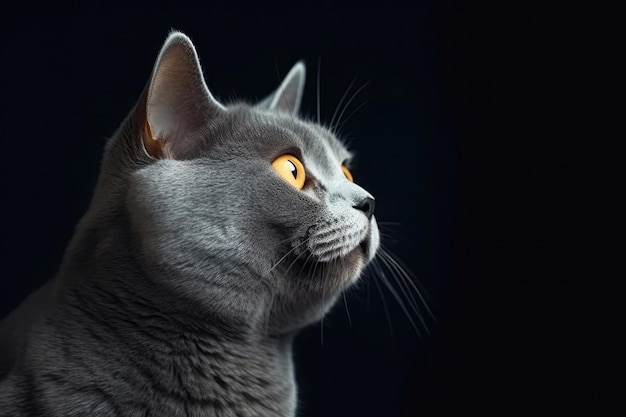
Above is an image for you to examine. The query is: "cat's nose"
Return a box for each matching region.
[354,197,375,220]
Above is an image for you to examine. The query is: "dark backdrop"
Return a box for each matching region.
[0,1,614,416]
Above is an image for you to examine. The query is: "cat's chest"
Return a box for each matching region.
[101,332,296,416]
[117,353,296,417]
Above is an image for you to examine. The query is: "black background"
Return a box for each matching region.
[0,1,615,416]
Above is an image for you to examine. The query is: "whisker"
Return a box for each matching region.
[295,247,317,283]
[265,235,312,277]
[343,291,352,325]
[319,261,326,346]
[280,243,312,279]
[377,265,423,338]
[379,248,435,321]
[261,288,275,336]
[331,81,371,132]
[377,249,423,314]
[276,235,300,245]
[316,57,322,125]
[330,76,357,129]
[273,60,281,83]
[370,258,395,341]
[365,268,372,311]
[377,250,430,335]
[377,221,403,226]
[334,100,369,130]
[377,223,414,248]
[377,251,423,319]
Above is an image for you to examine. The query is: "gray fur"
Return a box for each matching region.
[0,31,379,416]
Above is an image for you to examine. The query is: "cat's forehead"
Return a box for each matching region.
[224,108,352,169]
[289,120,351,163]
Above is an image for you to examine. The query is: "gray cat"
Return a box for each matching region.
[0,32,379,416]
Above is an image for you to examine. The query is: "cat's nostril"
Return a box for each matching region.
[354,197,375,220]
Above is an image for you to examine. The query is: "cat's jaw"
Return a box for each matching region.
[265,216,378,335]
[287,213,380,290]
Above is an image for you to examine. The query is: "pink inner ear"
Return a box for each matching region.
[142,32,224,159]
[143,120,164,159]
[269,62,305,115]
[147,96,178,141]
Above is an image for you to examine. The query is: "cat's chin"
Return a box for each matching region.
[340,247,368,284]
[314,237,377,288]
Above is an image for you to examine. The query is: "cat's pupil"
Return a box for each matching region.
[288,160,298,179]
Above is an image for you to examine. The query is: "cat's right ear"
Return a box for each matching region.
[137,32,225,158]
[257,62,306,115]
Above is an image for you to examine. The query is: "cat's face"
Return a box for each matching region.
[110,33,378,334]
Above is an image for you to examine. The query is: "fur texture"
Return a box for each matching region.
[0,32,379,416]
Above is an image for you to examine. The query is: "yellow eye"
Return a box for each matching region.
[272,154,306,190]
[341,165,354,182]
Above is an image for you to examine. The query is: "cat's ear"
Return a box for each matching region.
[258,62,306,115]
[140,31,225,158]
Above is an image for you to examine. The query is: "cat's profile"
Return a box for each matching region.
[0,31,379,416]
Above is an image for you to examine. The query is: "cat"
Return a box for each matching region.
[0,31,379,416]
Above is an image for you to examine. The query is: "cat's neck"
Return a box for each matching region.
[58,200,274,332]
[41,214,297,416]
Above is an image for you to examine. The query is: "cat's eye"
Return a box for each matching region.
[341,165,354,182]
[272,155,306,190]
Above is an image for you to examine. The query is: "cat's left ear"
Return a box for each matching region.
[138,31,225,158]
[258,62,306,115]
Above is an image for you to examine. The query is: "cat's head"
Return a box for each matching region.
[97,32,379,335]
